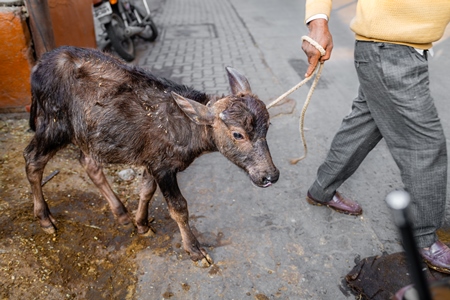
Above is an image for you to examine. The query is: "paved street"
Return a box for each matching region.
[130,0,450,299]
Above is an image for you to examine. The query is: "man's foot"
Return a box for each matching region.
[306,191,363,216]
[419,241,450,274]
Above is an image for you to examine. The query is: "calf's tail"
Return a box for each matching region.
[28,67,40,132]
[28,47,77,151]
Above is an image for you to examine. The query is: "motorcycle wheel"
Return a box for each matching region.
[105,13,135,62]
[138,16,158,42]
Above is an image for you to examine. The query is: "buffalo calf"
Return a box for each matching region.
[24,46,279,266]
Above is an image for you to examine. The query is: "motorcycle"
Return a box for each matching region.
[93,0,158,61]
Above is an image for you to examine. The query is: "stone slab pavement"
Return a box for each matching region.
[132,0,450,299]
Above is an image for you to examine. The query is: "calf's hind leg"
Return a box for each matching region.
[79,152,131,226]
[23,139,58,234]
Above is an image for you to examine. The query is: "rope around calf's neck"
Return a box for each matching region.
[267,35,326,164]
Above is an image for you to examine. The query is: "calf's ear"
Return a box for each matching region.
[226,67,252,95]
[171,92,215,125]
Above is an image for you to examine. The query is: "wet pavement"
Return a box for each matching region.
[1,0,450,299]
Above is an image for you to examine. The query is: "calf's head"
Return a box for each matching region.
[172,67,279,187]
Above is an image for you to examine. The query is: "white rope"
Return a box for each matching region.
[266,35,326,164]
[301,35,326,56]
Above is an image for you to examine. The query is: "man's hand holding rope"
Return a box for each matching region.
[302,18,333,77]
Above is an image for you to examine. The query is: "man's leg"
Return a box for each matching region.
[308,43,383,203]
[356,42,447,248]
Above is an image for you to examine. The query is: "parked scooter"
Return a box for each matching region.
[93,0,158,61]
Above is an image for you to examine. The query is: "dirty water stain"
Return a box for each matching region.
[181,282,190,291]
[255,294,270,300]
[0,119,169,299]
[208,264,221,276]
[0,189,152,300]
[162,291,174,299]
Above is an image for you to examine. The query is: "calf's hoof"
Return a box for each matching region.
[136,217,155,235]
[116,213,132,226]
[137,225,155,237]
[186,242,214,267]
[120,221,135,232]
[190,247,214,268]
[39,216,57,234]
[41,223,56,234]
[194,254,214,268]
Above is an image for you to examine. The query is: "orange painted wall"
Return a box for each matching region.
[0,1,97,112]
[0,6,34,112]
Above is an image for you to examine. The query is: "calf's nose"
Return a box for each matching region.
[263,169,280,185]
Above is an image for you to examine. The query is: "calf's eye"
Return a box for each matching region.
[233,132,244,140]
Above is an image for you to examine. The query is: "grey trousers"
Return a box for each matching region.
[308,41,447,248]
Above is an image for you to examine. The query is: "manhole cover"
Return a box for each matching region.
[164,24,217,39]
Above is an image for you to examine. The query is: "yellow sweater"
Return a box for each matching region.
[305,0,450,49]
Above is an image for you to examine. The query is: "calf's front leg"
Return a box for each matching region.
[157,171,213,267]
[79,152,131,226]
[136,167,157,234]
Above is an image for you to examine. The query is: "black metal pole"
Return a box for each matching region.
[386,190,432,300]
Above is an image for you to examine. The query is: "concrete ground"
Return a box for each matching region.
[128,0,450,299]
